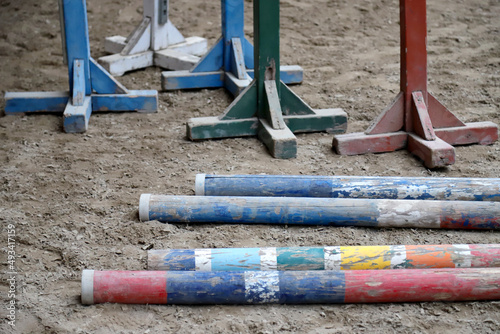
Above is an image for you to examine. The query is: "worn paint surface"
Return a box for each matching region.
[197,174,500,202]
[147,244,500,271]
[86,268,500,304]
[142,195,500,230]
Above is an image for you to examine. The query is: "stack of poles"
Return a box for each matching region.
[139,174,500,230]
[82,244,500,305]
[83,175,500,305]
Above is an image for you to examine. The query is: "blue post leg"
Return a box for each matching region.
[64,58,91,133]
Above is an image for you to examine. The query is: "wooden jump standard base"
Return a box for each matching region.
[81,268,500,304]
[4,0,157,133]
[332,0,498,168]
[139,194,500,230]
[162,0,303,97]
[184,0,347,159]
[99,0,208,76]
[195,174,500,201]
[148,244,500,271]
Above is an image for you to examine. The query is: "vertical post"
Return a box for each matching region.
[254,0,281,119]
[62,0,91,96]
[401,0,427,131]
[222,0,245,72]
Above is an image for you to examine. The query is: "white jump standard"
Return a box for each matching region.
[99,0,207,76]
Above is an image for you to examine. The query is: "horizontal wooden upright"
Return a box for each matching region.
[332,0,498,168]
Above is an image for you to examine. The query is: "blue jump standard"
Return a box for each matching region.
[161,0,303,96]
[4,0,157,133]
[195,174,500,201]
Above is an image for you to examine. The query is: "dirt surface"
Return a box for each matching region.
[1,0,499,333]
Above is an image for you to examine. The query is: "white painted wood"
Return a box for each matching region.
[121,17,152,55]
[154,49,199,70]
[104,36,127,54]
[144,0,185,50]
[98,51,154,77]
[139,194,151,222]
[81,270,94,305]
[168,36,208,56]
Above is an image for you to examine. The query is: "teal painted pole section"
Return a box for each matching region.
[139,194,500,230]
[195,174,500,201]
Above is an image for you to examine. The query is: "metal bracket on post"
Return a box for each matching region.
[332,0,498,168]
[161,0,304,97]
[4,0,158,133]
[99,0,207,76]
[186,0,347,159]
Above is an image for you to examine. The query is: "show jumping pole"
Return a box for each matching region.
[139,194,500,230]
[4,0,157,133]
[194,174,500,201]
[183,0,347,158]
[162,0,303,96]
[81,268,500,305]
[331,0,498,168]
[99,0,207,76]
[147,244,500,271]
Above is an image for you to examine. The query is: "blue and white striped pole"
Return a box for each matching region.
[139,194,500,230]
[195,174,500,201]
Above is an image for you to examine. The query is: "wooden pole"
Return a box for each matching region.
[82,268,500,305]
[139,194,500,230]
[195,174,500,201]
[147,244,500,271]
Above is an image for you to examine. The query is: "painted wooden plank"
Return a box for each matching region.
[333,131,408,155]
[104,35,126,54]
[264,80,286,130]
[191,38,224,73]
[162,70,224,90]
[63,96,92,133]
[98,51,154,77]
[154,49,199,71]
[91,90,157,113]
[365,92,404,134]
[72,59,86,106]
[257,119,297,159]
[82,268,500,304]
[187,116,259,140]
[224,72,252,97]
[435,122,499,146]
[148,244,500,271]
[230,38,248,80]
[4,91,69,113]
[411,91,436,141]
[139,194,500,230]
[166,36,207,57]
[121,17,151,55]
[195,174,500,201]
[89,58,128,95]
[407,133,455,168]
[285,109,348,134]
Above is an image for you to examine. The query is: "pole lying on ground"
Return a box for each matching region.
[139,194,500,230]
[147,244,500,271]
[82,268,500,305]
[194,174,500,201]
